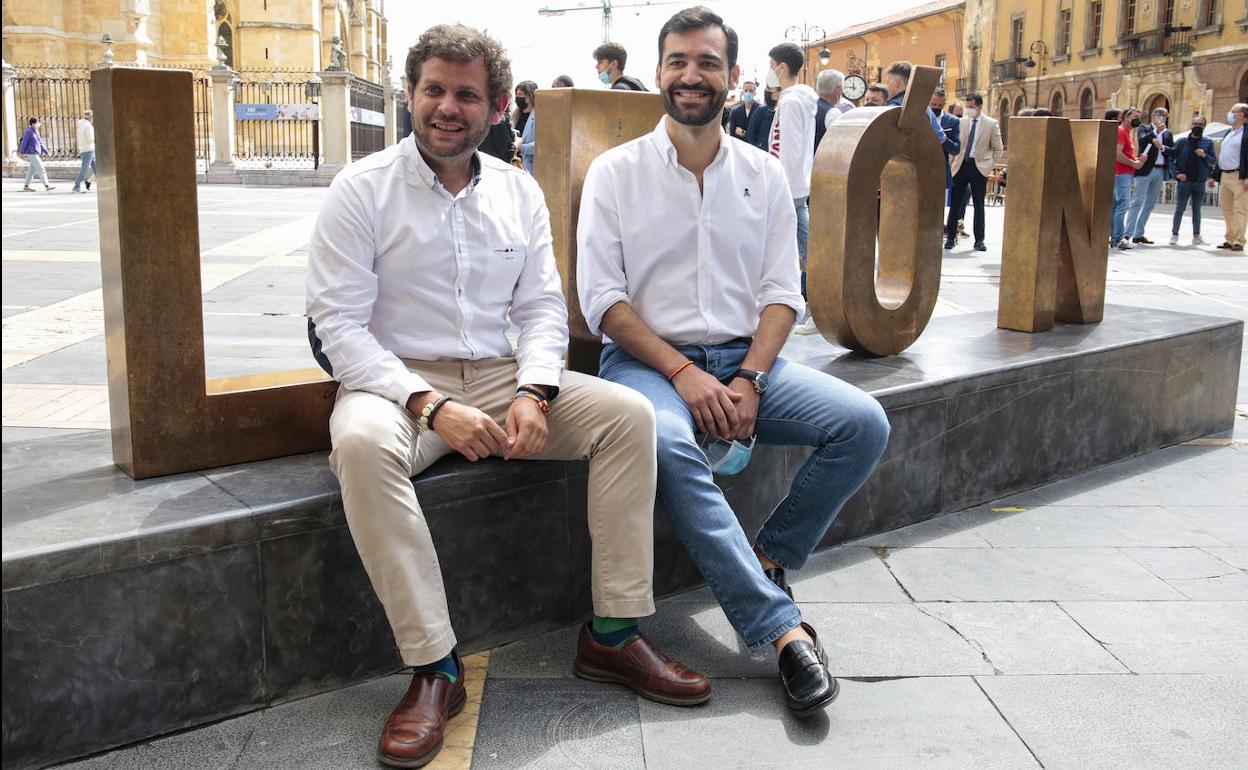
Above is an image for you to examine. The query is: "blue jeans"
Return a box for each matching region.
[73,151,96,190]
[794,196,809,297]
[599,340,890,648]
[1111,172,1134,243]
[1172,180,1204,236]
[22,154,48,186]
[1126,167,1164,237]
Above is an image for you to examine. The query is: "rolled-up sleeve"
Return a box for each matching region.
[511,182,569,388]
[758,160,806,317]
[306,174,430,406]
[575,160,630,337]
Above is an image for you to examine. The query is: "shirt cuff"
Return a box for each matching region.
[582,289,630,337]
[385,370,433,410]
[515,363,564,391]
[760,291,806,320]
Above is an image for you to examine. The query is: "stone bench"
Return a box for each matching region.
[2,307,1241,769]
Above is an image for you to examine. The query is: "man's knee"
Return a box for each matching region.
[843,395,891,461]
[330,407,411,474]
[654,409,698,460]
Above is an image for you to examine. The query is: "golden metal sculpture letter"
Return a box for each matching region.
[808,66,945,356]
[96,68,335,479]
[997,117,1115,332]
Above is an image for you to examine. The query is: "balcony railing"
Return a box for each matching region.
[954,76,973,97]
[1122,26,1194,62]
[991,59,1026,82]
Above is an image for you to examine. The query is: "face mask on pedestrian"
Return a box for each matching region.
[699,434,755,476]
[1229,111,1241,125]
[765,66,782,89]
[515,97,528,110]
[764,89,778,109]
[1190,124,1204,139]
[966,107,979,119]
[1130,116,1141,128]
[598,70,611,85]
[741,91,754,104]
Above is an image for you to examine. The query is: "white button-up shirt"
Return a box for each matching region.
[1219,125,1243,171]
[306,135,568,406]
[576,117,805,346]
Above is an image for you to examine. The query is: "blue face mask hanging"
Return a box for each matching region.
[699,434,756,476]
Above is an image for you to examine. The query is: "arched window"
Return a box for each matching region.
[1144,93,1170,117]
[1051,90,1065,116]
[1013,94,1026,116]
[1080,88,1094,119]
[1238,68,1248,103]
[217,23,234,69]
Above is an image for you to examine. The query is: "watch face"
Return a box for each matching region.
[842,75,867,102]
[755,371,769,394]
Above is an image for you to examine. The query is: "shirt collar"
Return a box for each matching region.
[402,133,484,195]
[648,115,730,170]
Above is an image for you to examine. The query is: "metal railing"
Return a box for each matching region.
[1121,27,1193,62]
[991,59,1026,82]
[349,75,385,161]
[233,70,320,169]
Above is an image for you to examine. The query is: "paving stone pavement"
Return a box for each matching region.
[3,177,1246,768]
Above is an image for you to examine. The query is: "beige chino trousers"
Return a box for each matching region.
[1221,177,1248,247]
[329,357,657,666]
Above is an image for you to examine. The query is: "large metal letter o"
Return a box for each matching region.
[808,66,946,356]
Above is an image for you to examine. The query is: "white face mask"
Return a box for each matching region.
[966,107,979,119]
[765,67,782,89]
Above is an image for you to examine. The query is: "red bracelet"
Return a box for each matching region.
[667,360,694,381]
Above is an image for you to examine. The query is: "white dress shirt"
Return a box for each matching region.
[577,117,806,346]
[768,84,818,198]
[1219,126,1243,171]
[306,134,568,407]
[76,119,95,154]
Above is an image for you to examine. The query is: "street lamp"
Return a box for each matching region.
[1022,40,1047,109]
[785,22,828,86]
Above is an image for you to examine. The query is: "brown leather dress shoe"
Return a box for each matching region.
[377,666,467,768]
[573,624,711,706]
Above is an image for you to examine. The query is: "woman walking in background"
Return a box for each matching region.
[19,117,56,192]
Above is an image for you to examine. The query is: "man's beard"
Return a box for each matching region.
[661,82,728,127]
[412,114,488,160]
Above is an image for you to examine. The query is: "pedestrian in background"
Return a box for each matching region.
[478,112,517,164]
[944,93,1002,252]
[863,83,888,106]
[728,80,758,142]
[72,110,95,193]
[1111,107,1145,250]
[1215,103,1247,253]
[1168,115,1216,246]
[593,42,647,91]
[930,88,961,204]
[551,75,574,87]
[747,87,777,151]
[1126,107,1173,244]
[517,80,538,174]
[19,117,55,192]
[814,69,853,151]
[513,81,533,139]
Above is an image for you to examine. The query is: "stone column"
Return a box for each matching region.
[319,69,352,175]
[1,60,18,171]
[208,66,237,176]
[383,80,397,147]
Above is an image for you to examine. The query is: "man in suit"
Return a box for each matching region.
[1216,103,1247,252]
[1125,107,1175,244]
[728,80,758,142]
[944,93,1003,252]
[929,87,961,204]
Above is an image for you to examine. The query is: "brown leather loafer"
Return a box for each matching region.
[572,624,710,706]
[377,663,467,768]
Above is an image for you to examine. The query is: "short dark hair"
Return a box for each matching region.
[768,42,803,76]
[1032,107,1053,116]
[405,24,512,104]
[593,41,628,70]
[1104,108,1121,121]
[932,87,946,98]
[966,93,984,107]
[886,61,912,81]
[659,6,738,69]
[28,117,38,125]
[551,75,574,88]
[867,83,889,98]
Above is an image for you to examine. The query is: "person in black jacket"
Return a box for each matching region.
[746,87,777,151]
[1125,107,1174,244]
[593,42,647,91]
[1167,115,1217,246]
[478,114,517,164]
[727,81,758,142]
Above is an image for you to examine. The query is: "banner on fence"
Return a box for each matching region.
[235,103,320,120]
[350,107,386,127]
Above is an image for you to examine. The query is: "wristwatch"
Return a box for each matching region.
[733,369,769,395]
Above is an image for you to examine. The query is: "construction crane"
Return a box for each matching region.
[537,0,684,43]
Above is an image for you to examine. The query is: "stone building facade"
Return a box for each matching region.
[961,0,1248,144]
[806,0,967,99]
[1,0,390,83]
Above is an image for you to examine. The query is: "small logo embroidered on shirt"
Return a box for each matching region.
[743,187,751,198]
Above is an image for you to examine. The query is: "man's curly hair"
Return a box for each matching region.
[405,25,513,104]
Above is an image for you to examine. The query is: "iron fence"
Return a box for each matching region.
[233,70,320,169]
[12,63,212,172]
[350,75,385,161]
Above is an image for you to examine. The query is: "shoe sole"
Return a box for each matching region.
[788,677,841,719]
[375,687,467,769]
[573,660,711,706]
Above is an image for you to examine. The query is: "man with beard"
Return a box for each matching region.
[307,24,709,769]
[577,5,891,718]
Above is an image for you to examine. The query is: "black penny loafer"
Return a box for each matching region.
[764,567,793,599]
[973,242,988,252]
[943,239,954,250]
[778,622,839,718]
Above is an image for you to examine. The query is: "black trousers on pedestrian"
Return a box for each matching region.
[946,162,988,243]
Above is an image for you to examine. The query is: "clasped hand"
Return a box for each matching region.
[426,398,548,461]
[671,365,758,441]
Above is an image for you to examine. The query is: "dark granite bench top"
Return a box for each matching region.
[3,306,1240,592]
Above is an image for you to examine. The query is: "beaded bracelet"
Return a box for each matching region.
[515,390,551,413]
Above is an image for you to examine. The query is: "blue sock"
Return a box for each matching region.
[412,651,459,682]
[591,615,640,648]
